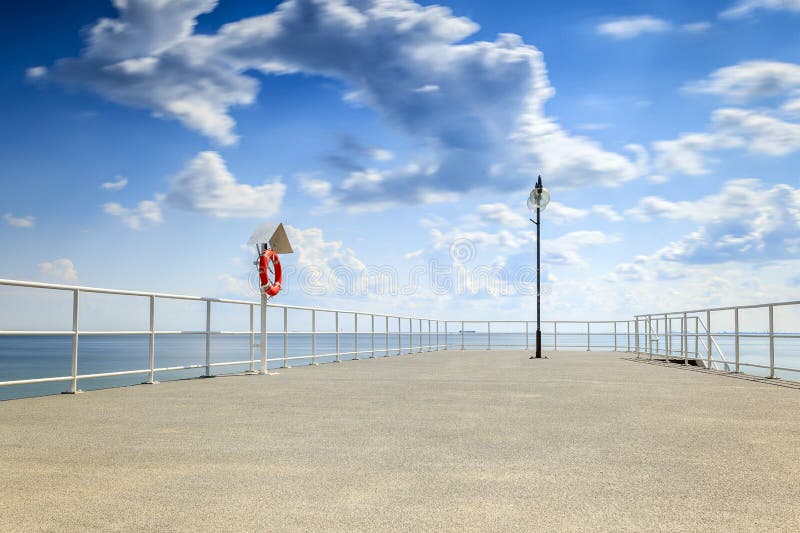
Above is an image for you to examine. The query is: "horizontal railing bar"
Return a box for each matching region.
[207,360,253,368]
[0,375,72,386]
[634,299,800,317]
[0,279,440,322]
[77,369,150,379]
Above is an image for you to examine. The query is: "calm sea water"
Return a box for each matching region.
[1,333,798,400]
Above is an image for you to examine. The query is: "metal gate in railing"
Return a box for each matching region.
[635,300,800,380]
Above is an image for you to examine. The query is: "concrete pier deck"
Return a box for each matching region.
[1,350,798,531]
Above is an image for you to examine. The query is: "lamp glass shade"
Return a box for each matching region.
[527,187,551,212]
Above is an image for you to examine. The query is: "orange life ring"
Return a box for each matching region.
[258,249,282,297]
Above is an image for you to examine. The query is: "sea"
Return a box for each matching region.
[2,333,798,400]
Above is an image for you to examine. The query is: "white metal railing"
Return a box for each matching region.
[635,300,800,380]
[1,278,633,398]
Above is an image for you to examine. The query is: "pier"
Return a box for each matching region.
[2,350,798,531]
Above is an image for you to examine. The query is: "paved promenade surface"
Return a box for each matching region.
[1,350,799,532]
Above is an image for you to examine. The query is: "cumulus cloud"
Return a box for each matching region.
[477,200,623,227]
[25,66,48,81]
[622,179,800,267]
[103,198,163,229]
[596,16,672,39]
[101,175,128,191]
[653,131,743,176]
[595,16,711,39]
[684,60,800,102]
[653,108,800,175]
[720,0,800,18]
[403,249,425,260]
[430,225,619,267]
[42,0,647,211]
[38,258,78,283]
[298,174,332,199]
[713,108,800,155]
[166,151,285,218]
[4,213,35,228]
[477,202,528,228]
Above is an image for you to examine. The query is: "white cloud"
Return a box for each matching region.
[429,225,619,267]
[476,201,623,227]
[369,148,394,162]
[4,213,35,228]
[684,61,800,102]
[546,202,590,224]
[25,66,47,80]
[591,204,624,222]
[403,249,425,260]
[44,0,647,211]
[721,0,800,18]
[576,123,611,131]
[101,176,128,191]
[477,202,528,228]
[298,175,332,199]
[783,98,800,116]
[653,131,743,176]
[623,179,800,266]
[682,22,712,32]
[166,151,285,218]
[713,108,800,156]
[38,258,78,283]
[653,108,800,175]
[596,16,672,39]
[103,198,163,230]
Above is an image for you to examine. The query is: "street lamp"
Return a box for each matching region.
[527,175,550,359]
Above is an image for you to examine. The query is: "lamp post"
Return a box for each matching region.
[527,175,550,359]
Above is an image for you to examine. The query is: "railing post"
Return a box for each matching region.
[554,321,558,351]
[734,307,740,373]
[311,309,317,365]
[282,307,289,368]
[586,322,591,351]
[397,317,401,356]
[488,321,492,350]
[634,318,639,358]
[706,310,712,370]
[144,295,157,384]
[354,313,359,360]
[769,305,775,379]
[613,321,617,352]
[418,319,423,353]
[665,314,670,359]
[647,316,652,359]
[435,320,439,351]
[428,319,432,352]
[626,320,631,352]
[694,316,699,360]
[335,311,340,362]
[248,303,255,373]
[65,289,80,394]
[682,312,688,365]
[385,316,389,357]
[525,321,529,350]
[204,300,212,377]
[655,317,659,356]
[370,314,375,358]
[408,318,412,354]
[461,321,465,351]
[259,294,267,374]
[444,321,448,350]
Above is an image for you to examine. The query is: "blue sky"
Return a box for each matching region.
[1,0,800,321]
